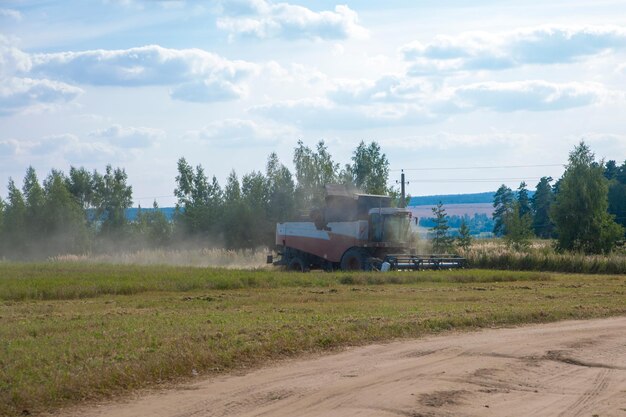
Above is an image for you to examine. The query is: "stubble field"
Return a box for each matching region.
[1,262,625,416]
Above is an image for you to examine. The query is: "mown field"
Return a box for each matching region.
[1,263,625,417]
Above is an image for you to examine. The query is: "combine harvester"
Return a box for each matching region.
[269,185,466,272]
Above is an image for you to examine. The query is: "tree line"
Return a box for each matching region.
[0,140,623,259]
[0,141,391,259]
[490,142,625,253]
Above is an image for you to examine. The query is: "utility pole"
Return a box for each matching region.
[396,170,407,208]
[401,169,406,208]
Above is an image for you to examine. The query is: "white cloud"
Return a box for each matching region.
[251,97,438,129]
[0,9,22,21]
[331,43,344,56]
[262,61,328,87]
[89,125,165,148]
[451,80,606,112]
[217,1,368,41]
[61,139,120,163]
[328,75,434,104]
[402,25,626,74]
[29,134,81,155]
[256,79,609,130]
[0,138,20,156]
[0,77,83,116]
[0,134,118,163]
[0,127,159,165]
[170,79,245,102]
[0,35,32,77]
[184,118,296,146]
[30,45,257,88]
[0,37,81,117]
[2,40,258,105]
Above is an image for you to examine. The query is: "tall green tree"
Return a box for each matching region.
[66,166,95,211]
[551,141,624,253]
[174,158,223,240]
[531,176,555,238]
[349,141,390,195]
[293,140,339,209]
[92,165,133,235]
[174,158,223,237]
[2,178,27,255]
[266,152,296,224]
[42,170,88,254]
[22,166,45,242]
[222,170,248,249]
[241,171,271,247]
[492,184,514,236]
[430,202,454,253]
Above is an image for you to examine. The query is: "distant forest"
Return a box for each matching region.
[0,140,624,259]
[410,192,499,206]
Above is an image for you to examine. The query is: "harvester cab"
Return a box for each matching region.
[369,207,411,245]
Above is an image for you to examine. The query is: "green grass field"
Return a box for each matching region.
[1,263,625,416]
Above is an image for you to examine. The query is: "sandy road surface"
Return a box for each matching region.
[64,317,626,417]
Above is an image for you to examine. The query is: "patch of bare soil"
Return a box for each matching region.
[56,317,626,417]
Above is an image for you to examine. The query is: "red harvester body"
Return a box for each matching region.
[271,185,465,271]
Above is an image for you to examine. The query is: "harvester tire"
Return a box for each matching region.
[340,248,370,271]
[288,257,308,272]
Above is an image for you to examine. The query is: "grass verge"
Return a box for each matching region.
[0,263,624,416]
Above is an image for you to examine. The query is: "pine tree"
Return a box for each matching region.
[516,181,531,218]
[503,202,534,250]
[492,184,514,236]
[431,202,454,253]
[604,160,618,180]
[531,176,555,238]
[551,141,624,253]
[456,218,472,251]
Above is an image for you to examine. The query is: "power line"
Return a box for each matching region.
[390,163,564,172]
[403,177,544,183]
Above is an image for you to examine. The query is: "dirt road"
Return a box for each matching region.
[65,317,626,417]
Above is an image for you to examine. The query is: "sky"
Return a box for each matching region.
[1,0,626,207]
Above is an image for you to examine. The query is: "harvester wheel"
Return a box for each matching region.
[287,257,309,272]
[340,248,370,271]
